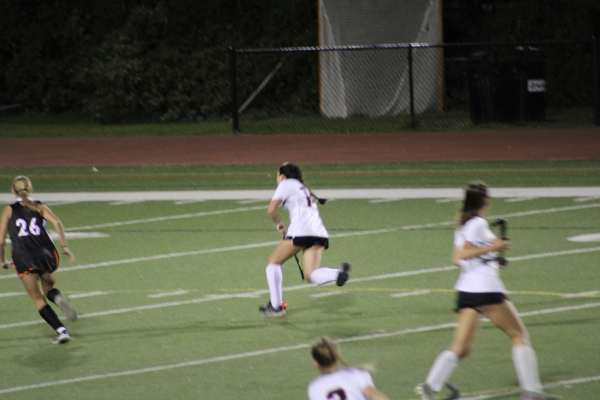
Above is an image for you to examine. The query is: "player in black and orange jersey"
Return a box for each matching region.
[0,176,77,344]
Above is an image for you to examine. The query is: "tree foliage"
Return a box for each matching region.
[0,0,597,122]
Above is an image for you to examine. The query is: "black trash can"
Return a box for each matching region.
[514,46,546,121]
[467,51,495,124]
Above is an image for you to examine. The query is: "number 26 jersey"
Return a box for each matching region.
[8,201,56,263]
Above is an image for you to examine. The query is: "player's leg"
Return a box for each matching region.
[302,246,350,286]
[21,272,70,344]
[41,271,77,321]
[260,240,301,316]
[417,308,480,399]
[481,300,549,396]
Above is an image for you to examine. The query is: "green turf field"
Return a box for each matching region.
[1,162,599,400]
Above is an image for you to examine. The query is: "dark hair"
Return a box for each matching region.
[311,337,348,368]
[459,182,488,225]
[279,163,327,205]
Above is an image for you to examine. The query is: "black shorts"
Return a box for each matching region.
[455,291,507,313]
[286,236,329,250]
[12,248,59,278]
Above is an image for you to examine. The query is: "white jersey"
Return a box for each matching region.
[272,178,329,238]
[453,216,507,293]
[308,368,374,400]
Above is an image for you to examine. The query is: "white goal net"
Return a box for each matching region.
[319,0,442,118]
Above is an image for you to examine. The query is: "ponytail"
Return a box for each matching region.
[311,337,348,368]
[12,176,40,213]
[278,163,328,205]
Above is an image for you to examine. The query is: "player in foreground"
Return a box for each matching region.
[415,182,557,400]
[0,176,77,344]
[259,163,350,316]
[308,337,391,400]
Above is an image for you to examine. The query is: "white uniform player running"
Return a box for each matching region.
[308,337,391,400]
[259,163,350,317]
[415,182,557,400]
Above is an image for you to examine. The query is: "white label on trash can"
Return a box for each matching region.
[527,79,546,93]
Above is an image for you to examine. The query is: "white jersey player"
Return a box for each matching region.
[308,337,391,400]
[258,163,350,317]
[416,182,557,400]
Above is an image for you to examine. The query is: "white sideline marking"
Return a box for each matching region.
[0,292,26,298]
[237,199,267,204]
[174,200,207,205]
[368,198,403,203]
[504,197,537,202]
[391,290,430,298]
[66,205,267,231]
[1,302,598,395]
[310,291,346,298]
[69,291,108,299]
[2,187,600,204]
[6,231,109,244]
[567,233,600,242]
[574,197,600,202]
[148,290,188,298]
[436,198,460,203]
[562,290,600,298]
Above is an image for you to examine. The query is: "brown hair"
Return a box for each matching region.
[279,163,327,205]
[12,176,40,213]
[311,337,348,368]
[459,181,488,226]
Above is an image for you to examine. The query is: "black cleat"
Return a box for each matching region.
[336,263,350,287]
[259,302,286,317]
[444,383,460,400]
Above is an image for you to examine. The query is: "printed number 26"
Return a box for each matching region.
[327,389,347,400]
[15,218,41,237]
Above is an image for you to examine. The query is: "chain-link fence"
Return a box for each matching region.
[230,40,599,133]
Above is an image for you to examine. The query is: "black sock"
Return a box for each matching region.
[46,288,60,304]
[39,304,64,331]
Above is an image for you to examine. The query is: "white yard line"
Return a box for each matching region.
[391,290,431,298]
[148,290,189,298]
[2,245,599,330]
[2,187,600,205]
[0,292,26,298]
[310,291,346,298]
[68,291,109,299]
[562,290,600,298]
[2,203,600,282]
[0,302,598,395]
[67,205,267,231]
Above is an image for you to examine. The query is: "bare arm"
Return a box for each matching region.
[267,200,286,237]
[363,386,392,400]
[454,239,510,262]
[0,206,11,267]
[40,205,75,261]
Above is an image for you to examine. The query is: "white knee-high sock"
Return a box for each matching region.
[265,263,283,308]
[425,350,459,392]
[308,267,339,285]
[512,344,543,393]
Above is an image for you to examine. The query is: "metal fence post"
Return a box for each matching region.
[592,37,600,126]
[230,46,240,132]
[408,44,415,129]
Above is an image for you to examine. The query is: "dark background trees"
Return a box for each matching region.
[0,0,597,123]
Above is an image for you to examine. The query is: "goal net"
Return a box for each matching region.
[319,0,442,118]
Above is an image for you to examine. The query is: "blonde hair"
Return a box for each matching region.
[12,176,39,213]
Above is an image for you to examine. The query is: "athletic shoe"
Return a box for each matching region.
[55,293,77,321]
[445,382,460,400]
[520,391,561,400]
[259,302,286,317]
[52,329,71,345]
[415,383,435,400]
[336,263,350,287]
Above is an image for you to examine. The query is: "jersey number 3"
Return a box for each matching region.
[327,389,347,400]
[16,218,41,237]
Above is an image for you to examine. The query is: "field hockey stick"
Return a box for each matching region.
[491,219,508,267]
[294,254,305,280]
